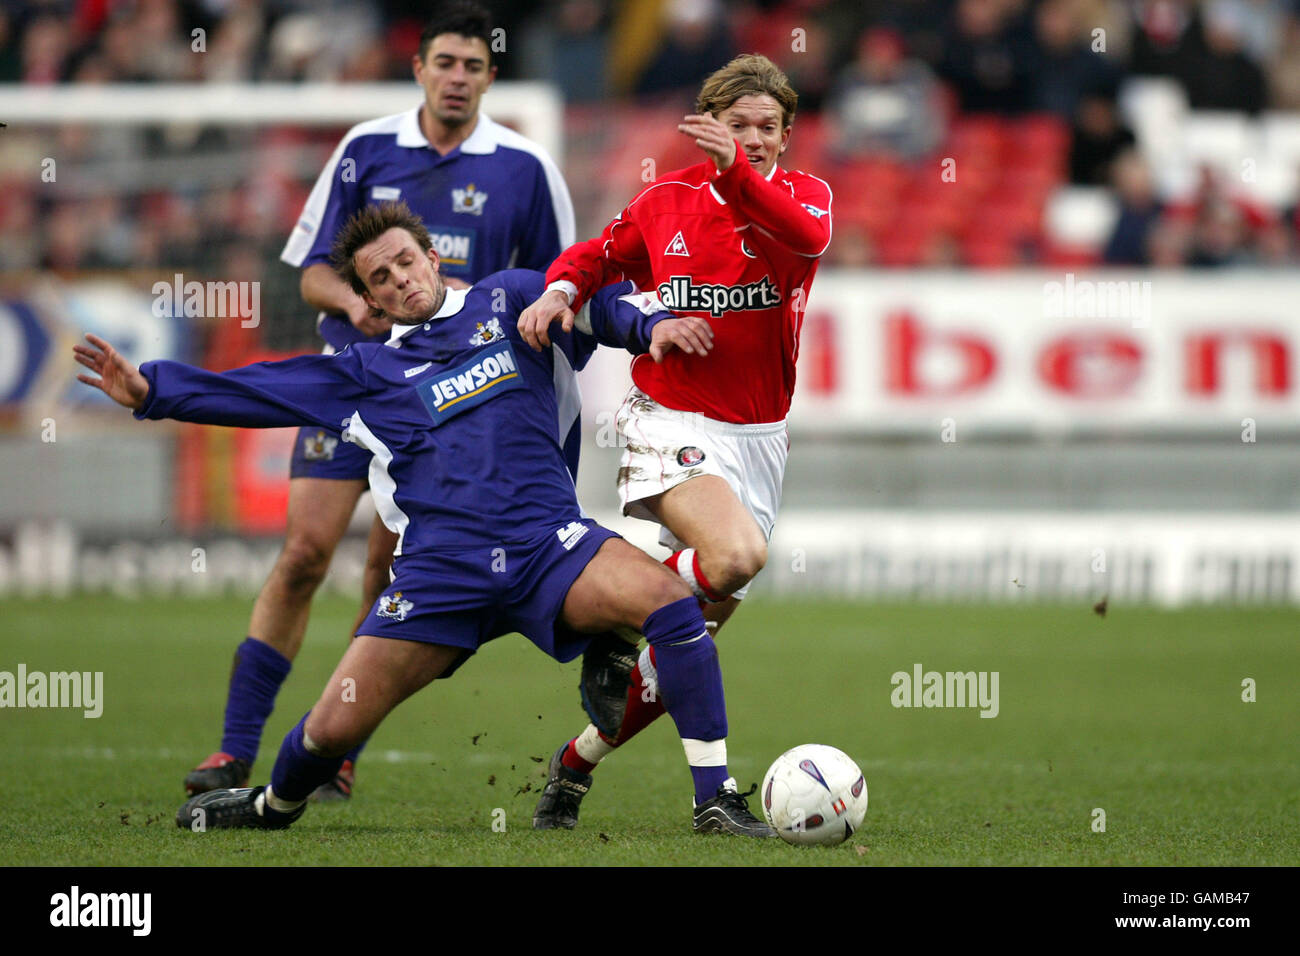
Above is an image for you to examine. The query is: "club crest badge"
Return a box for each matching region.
[302,430,338,461]
[676,446,705,467]
[377,591,414,621]
[452,183,488,216]
[469,318,505,346]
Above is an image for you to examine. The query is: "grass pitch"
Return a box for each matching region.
[1,595,1296,866]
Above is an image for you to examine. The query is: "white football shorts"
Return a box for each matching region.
[614,387,788,600]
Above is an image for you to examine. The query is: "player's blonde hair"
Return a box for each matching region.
[696,54,797,127]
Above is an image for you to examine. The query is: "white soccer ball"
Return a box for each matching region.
[760,744,868,846]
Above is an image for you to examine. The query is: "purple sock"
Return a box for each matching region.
[270,713,344,803]
[642,596,729,803]
[690,765,730,801]
[220,637,292,763]
[344,739,367,764]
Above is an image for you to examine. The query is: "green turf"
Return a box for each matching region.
[1,596,1296,865]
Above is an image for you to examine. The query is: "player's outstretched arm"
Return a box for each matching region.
[74,334,150,410]
[78,334,370,430]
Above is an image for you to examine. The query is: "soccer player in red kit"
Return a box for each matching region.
[519,54,832,830]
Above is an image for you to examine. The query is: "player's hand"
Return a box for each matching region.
[649,315,715,363]
[518,288,574,351]
[73,333,150,410]
[349,300,393,338]
[679,113,738,173]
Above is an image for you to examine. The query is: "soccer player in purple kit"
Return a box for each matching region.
[77,202,773,837]
[184,1,574,800]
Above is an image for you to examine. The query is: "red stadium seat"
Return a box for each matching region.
[961,233,1021,268]
[1010,113,1071,163]
[877,220,941,267]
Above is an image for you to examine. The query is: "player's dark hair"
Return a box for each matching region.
[697,54,798,127]
[332,201,434,295]
[418,1,495,64]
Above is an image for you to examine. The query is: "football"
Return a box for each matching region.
[760,744,868,846]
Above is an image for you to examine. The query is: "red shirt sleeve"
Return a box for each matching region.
[709,147,832,257]
[545,209,652,311]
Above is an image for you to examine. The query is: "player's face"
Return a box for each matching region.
[413,34,496,129]
[714,94,790,178]
[356,228,444,322]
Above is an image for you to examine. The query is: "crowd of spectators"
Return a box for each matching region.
[5,0,1300,293]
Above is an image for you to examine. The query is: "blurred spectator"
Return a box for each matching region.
[42,201,91,270]
[1182,0,1266,113]
[266,6,381,82]
[20,14,72,83]
[1252,216,1294,266]
[1068,88,1136,185]
[201,0,266,83]
[84,195,138,269]
[825,224,873,267]
[1028,0,1118,118]
[1268,12,1300,109]
[920,230,962,266]
[1163,165,1271,266]
[0,190,39,270]
[1102,148,1162,264]
[1209,0,1288,63]
[936,0,1035,114]
[131,0,199,82]
[1146,215,1192,265]
[1075,0,1133,61]
[1129,0,1204,79]
[0,9,21,83]
[730,0,834,112]
[827,26,942,160]
[522,0,610,103]
[1187,194,1251,266]
[635,0,734,98]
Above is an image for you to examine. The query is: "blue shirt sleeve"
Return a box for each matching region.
[134,348,371,431]
[511,161,564,273]
[571,280,672,364]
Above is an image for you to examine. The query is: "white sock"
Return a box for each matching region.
[573,723,615,765]
[263,785,306,814]
[681,737,727,768]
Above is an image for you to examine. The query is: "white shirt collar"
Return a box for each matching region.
[387,286,469,343]
[396,104,500,155]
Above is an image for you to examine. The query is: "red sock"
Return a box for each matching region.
[664,549,726,603]
[598,646,666,748]
[560,737,596,774]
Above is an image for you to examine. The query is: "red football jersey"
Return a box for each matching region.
[546,153,832,424]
